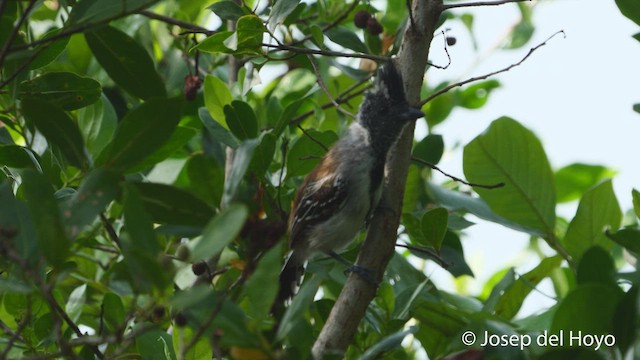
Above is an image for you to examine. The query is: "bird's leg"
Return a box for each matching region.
[327,250,378,287]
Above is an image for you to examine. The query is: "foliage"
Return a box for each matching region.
[0,0,638,359]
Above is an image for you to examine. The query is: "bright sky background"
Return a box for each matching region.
[423,0,640,317]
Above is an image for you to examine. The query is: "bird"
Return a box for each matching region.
[276,61,424,305]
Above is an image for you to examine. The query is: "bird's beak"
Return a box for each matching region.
[403,107,425,121]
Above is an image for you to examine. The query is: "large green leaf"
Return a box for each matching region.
[68,0,158,26]
[286,130,338,179]
[555,163,616,203]
[268,0,301,30]
[551,284,622,335]
[326,26,369,54]
[97,98,182,171]
[0,145,38,168]
[20,170,70,267]
[239,243,282,322]
[186,154,224,207]
[224,100,258,140]
[190,204,248,261]
[21,98,88,169]
[85,25,166,100]
[222,139,260,205]
[463,117,556,237]
[562,180,621,262]
[19,72,101,111]
[208,0,247,21]
[420,208,448,251]
[61,168,120,239]
[0,182,39,262]
[77,94,117,158]
[132,182,215,227]
[616,0,640,26]
[633,189,640,219]
[494,256,562,319]
[203,75,233,126]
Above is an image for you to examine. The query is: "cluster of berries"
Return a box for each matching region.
[353,10,383,35]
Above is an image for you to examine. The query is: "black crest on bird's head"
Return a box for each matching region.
[358,61,424,154]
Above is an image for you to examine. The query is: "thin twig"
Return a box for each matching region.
[100,213,122,250]
[291,0,360,46]
[428,30,452,70]
[139,10,212,34]
[297,124,329,152]
[0,0,37,69]
[411,156,505,189]
[442,0,531,11]
[263,42,389,62]
[307,54,355,118]
[420,30,565,106]
[290,86,370,125]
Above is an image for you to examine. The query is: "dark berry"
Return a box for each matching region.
[183,75,202,101]
[446,36,457,46]
[174,312,187,327]
[192,261,207,276]
[152,305,165,320]
[354,10,371,29]
[367,18,383,36]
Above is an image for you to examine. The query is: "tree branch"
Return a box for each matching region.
[420,30,565,107]
[262,42,389,62]
[139,10,212,34]
[311,0,444,356]
[442,0,531,11]
[411,156,505,189]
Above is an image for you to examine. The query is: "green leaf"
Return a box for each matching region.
[134,324,176,360]
[633,103,640,114]
[361,327,419,360]
[103,293,125,334]
[277,274,323,341]
[326,26,369,54]
[249,133,277,177]
[85,25,166,100]
[551,284,622,335]
[186,154,224,207]
[121,184,168,291]
[606,227,640,256]
[616,0,640,26]
[21,98,87,169]
[633,189,640,219]
[413,134,444,165]
[494,256,562,319]
[463,117,556,237]
[505,5,534,49]
[562,180,622,262]
[613,287,638,354]
[199,107,239,149]
[190,204,249,262]
[423,88,454,129]
[130,126,197,171]
[576,246,616,286]
[193,31,234,54]
[439,232,473,277]
[68,0,158,26]
[234,15,265,55]
[420,208,448,251]
[61,168,120,239]
[65,284,87,323]
[133,182,215,227]
[555,163,616,203]
[20,170,69,267]
[0,145,37,168]
[286,130,338,179]
[0,182,39,262]
[208,0,247,21]
[222,139,260,205]
[268,0,302,30]
[19,72,101,111]
[224,101,258,140]
[28,29,70,70]
[456,80,500,109]
[427,182,543,236]
[98,98,182,171]
[239,243,282,321]
[412,298,468,360]
[203,75,233,126]
[77,94,117,158]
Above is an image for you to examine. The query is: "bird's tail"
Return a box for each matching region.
[272,251,305,316]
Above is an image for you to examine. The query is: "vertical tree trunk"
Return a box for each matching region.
[311,0,444,357]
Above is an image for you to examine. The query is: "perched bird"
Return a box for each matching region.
[276,61,424,304]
